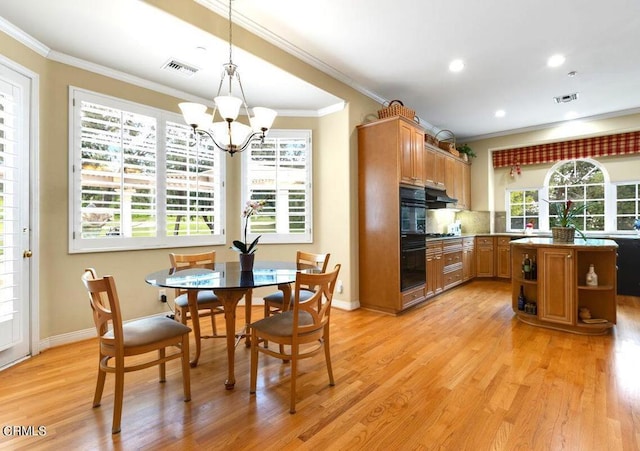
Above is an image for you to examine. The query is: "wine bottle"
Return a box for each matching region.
[517,285,526,311]
[531,255,537,280]
[523,253,531,280]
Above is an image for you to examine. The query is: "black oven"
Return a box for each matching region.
[400,186,427,234]
[399,186,427,291]
[401,233,427,291]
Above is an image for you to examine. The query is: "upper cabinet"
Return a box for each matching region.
[399,119,426,187]
[433,147,471,210]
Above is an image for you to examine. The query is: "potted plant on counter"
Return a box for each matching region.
[456,144,476,162]
[548,199,587,242]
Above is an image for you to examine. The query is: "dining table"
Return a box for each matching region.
[145,260,307,389]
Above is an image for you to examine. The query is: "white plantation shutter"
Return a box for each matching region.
[78,100,157,240]
[0,79,20,350]
[165,121,223,238]
[70,88,225,252]
[242,130,312,244]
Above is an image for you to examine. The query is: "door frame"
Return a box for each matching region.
[0,54,40,363]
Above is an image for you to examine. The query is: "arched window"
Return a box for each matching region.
[546,159,607,232]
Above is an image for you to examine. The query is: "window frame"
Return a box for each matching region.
[506,158,640,235]
[68,87,226,253]
[241,129,313,244]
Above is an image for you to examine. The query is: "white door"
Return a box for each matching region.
[0,61,33,368]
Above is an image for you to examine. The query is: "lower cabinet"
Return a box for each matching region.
[443,239,463,290]
[426,240,443,298]
[496,237,512,278]
[462,237,476,281]
[475,237,495,277]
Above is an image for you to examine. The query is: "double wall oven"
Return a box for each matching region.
[400,186,427,291]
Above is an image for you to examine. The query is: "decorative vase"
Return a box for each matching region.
[551,226,575,242]
[239,253,255,271]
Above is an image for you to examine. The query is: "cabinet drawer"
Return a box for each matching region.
[497,237,512,246]
[476,237,494,247]
[443,268,463,289]
[402,285,426,308]
[444,250,462,267]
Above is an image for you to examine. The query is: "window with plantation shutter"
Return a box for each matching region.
[242,130,312,244]
[69,88,225,253]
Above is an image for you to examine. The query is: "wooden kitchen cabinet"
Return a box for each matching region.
[442,238,463,290]
[475,236,495,277]
[357,117,427,313]
[426,240,443,298]
[460,162,471,210]
[462,237,476,281]
[496,236,512,278]
[511,238,618,335]
[399,119,425,187]
[433,150,446,188]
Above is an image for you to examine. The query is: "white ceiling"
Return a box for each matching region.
[1,0,640,140]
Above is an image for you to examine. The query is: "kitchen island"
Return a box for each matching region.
[510,237,618,335]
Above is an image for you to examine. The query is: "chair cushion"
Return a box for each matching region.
[174,290,219,308]
[263,288,315,305]
[250,310,314,337]
[105,316,191,347]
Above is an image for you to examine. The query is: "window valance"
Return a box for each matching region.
[492,130,640,168]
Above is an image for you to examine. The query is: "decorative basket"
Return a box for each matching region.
[552,227,575,242]
[378,100,416,120]
[435,129,459,156]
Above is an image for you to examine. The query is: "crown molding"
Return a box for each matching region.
[0,16,50,57]
[195,0,386,104]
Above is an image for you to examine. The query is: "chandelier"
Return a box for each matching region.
[179,0,277,156]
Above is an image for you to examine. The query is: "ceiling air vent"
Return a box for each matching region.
[554,92,579,104]
[161,59,199,78]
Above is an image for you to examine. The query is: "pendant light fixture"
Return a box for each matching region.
[179,0,277,156]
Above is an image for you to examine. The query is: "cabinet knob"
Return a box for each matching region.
[567,254,572,259]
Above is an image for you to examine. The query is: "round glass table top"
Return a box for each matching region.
[145,260,313,290]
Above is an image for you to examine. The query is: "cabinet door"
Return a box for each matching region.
[539,248,575,325]
[426,251,436,298]
[444,156,456,201]
[434,152,445,187]
[413,128,425,184]
[462,243,476,281]
[461,163,471,210]
[399,121,414,185]
[424,147,435,187]
[496,245,511,278]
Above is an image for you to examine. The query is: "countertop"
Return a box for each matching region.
[510,237,619,248]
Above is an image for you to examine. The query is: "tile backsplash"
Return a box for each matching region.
[427,209,491,234]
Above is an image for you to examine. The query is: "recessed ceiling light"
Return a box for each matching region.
[547,54,566,68]
[495,110,506,118]
[449,59,465,72]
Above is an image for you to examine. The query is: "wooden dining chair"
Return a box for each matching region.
[262,251,330,318]
[81,268,191,434]
[250,264,341,413]
[169,251,225,338]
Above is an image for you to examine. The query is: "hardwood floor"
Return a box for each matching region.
[1,280,639,450]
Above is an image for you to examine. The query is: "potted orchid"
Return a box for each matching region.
[232,200,264,270]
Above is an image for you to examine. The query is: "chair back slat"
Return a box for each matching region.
[169,251,216,297]
[293,264,341,336]
[81,268,123,348]
[296,251,330,291]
